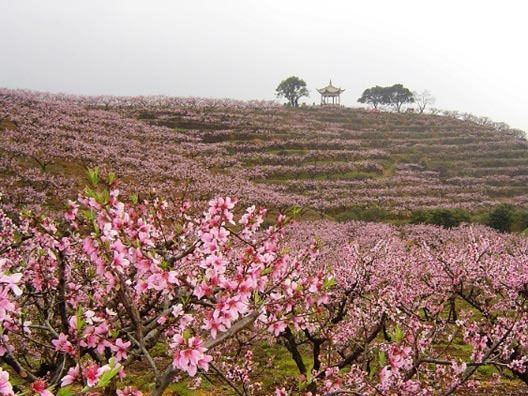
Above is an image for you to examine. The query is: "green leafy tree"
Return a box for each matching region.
[411,208,470,228]
[410,209,430,225]
[276,76,309,107]
[516,209,528,232]
[358,84,414,112]
[385,84,414,112]
[429,209,470,228]
[487,204,515,232]
[357,86,385,109]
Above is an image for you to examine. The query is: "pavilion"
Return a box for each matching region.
[317,80,344,105]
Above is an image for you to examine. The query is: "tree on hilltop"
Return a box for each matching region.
[357,86,386,109]
[413,90,436,114]
[276,76,308,107]
[385,84,414,112]
[358,84,414,112]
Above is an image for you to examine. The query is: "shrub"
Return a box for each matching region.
[487,204,515,232]
[410,208,470,228]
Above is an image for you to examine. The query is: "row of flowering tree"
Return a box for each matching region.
[0,173,528,394]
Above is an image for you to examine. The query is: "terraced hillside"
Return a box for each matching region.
[120,97,528,214]
[1,89,527,218]
[0,90,297,212]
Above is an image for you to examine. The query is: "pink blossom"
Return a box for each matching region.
[202,314,226,339]
[0,368,13,396]
[51,333,75,356]
[146,272,167,291]
[171,335,213,377]
[379,366,393,391]
[112,338,131,361]
[268,320,287,336]
[274,387,288,396]
[388,344,412,370]
[112,251,130,272]
[61,365,80,387]
[31,379,53,396]
[83,364,101,387]
[116,387,143,396]
[451,361,467,376]
[0,273,22,297]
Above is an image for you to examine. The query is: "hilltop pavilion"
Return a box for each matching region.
[317,80,344,105]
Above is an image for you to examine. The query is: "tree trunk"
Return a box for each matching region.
[282,327,307,375]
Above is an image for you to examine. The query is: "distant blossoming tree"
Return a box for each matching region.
[413,89,436,113]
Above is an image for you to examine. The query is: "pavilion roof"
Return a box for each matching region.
[317,80,344,95]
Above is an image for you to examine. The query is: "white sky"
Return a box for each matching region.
[1,0,527,130]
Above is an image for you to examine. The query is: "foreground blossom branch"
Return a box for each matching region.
[0,177,331,395]
[152,312,260,396]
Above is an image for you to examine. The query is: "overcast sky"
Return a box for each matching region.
[1,0,527,130]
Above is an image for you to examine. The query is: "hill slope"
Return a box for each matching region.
[1,89,527,217]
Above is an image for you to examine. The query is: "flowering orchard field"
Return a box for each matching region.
[0,177,527,395]
[0,90,528,395]
[1,89,528,216]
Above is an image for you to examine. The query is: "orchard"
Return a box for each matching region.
[0,172,527,395]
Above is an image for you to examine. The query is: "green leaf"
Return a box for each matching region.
[86,167,100,187]
[160,260,169,271]
[252,290,261,305]
[96,357,121,388]
[378,350,387,367]
[391,324,404,343]
[92,219,100,236]
[107,171,117,185]
[182,328,192,341]
[76,307,85,334]
[97,367,119,388]
[95,189,110,205]
[180,295,190,306]
[57,387,75,396]
[130,193,139,204]
[84,187,96,199]
[87,267,96,279]
[290,206,302,217]
[323,277,336,290]
[82,209,95,222]
[261,266,272,276]
[279,246,291,255]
